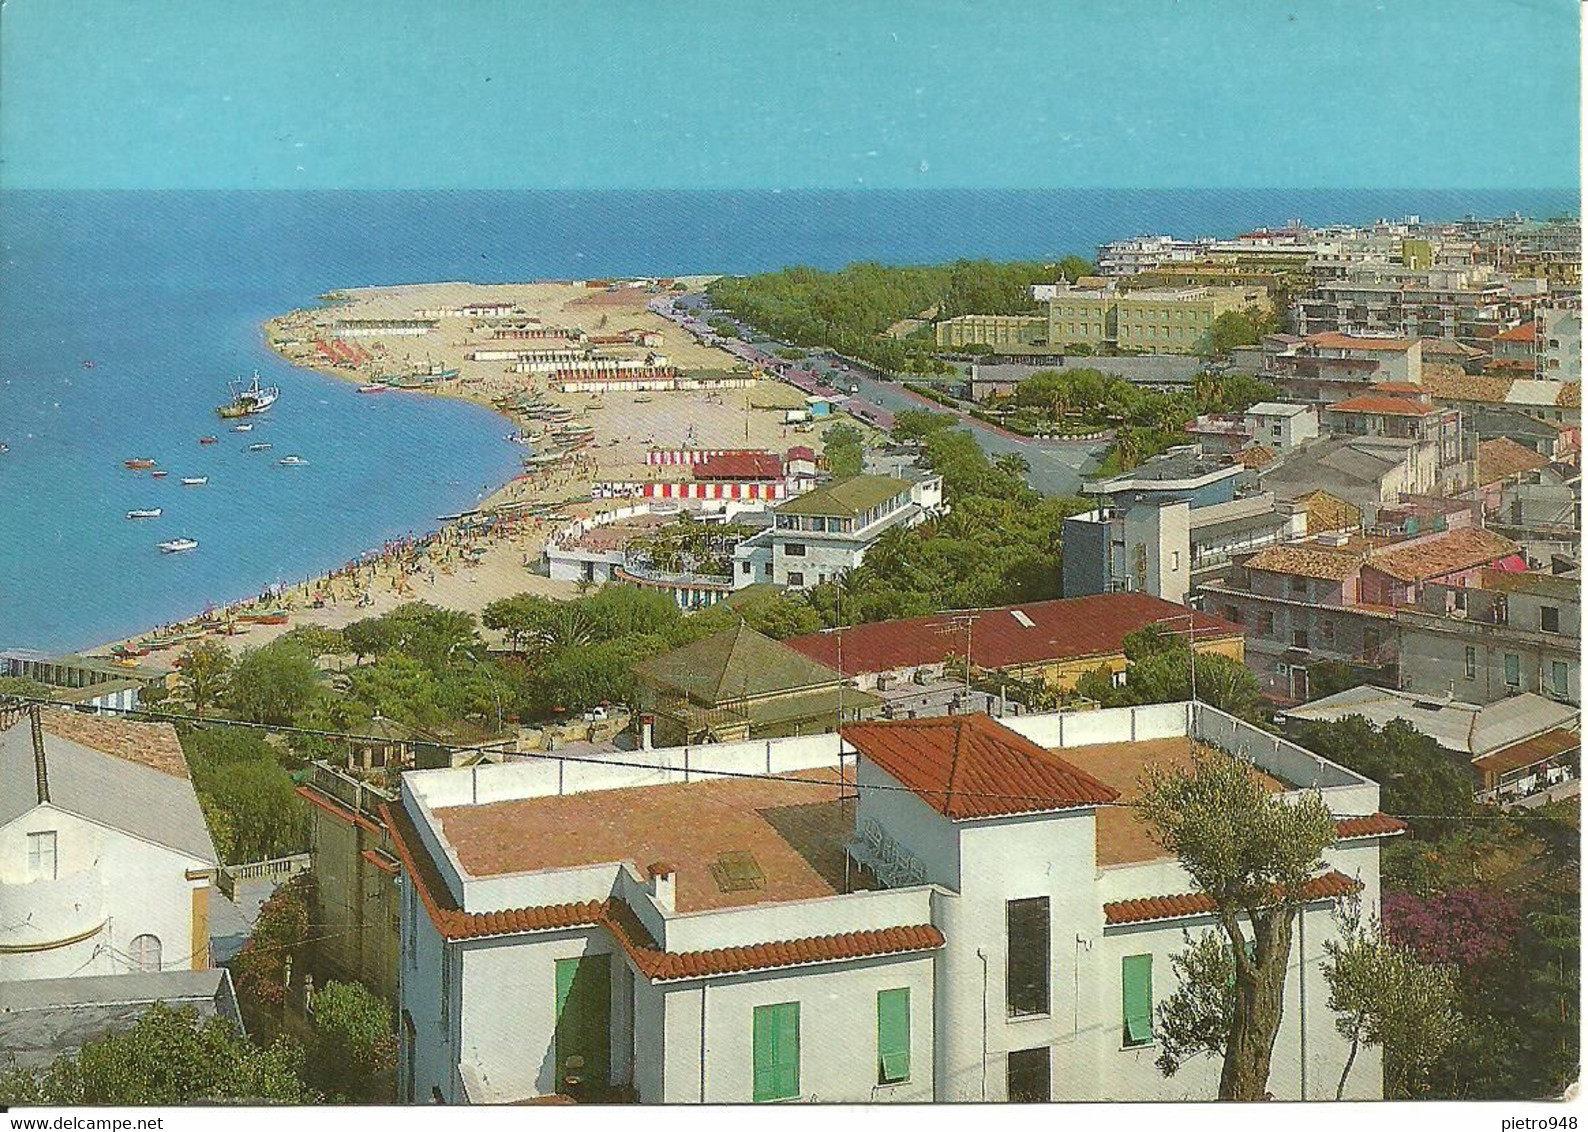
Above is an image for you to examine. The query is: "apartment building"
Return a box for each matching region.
[1397,569,1579,706]
[1293,265,1518,341]
[1540,307,1582,381]
[733,474,943,591]
[1269,333,1425,405]
[389,704,1400,1103]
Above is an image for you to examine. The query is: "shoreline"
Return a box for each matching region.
[82,277,858,666]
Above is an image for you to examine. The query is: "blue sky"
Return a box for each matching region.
[0,0,1578,190]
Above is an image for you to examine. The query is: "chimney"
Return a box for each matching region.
[647,861,675,913]
[640,714,654,751]
[30,704,49,804]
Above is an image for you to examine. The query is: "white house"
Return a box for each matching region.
[733,474,944,591]
[1242,402,1319,451]
[0,708,219,983]
[389,703,1399,1104]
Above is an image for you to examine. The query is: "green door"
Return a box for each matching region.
[554,955,611,1097]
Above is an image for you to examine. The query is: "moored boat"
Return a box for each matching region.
[124,457,158,469]
[158,537,198,553]
[277,454,308,466]
[357,383,388,394]
[216,371,280,418]
[199,435,219,445]
[181,476,208,486]
[126,508,162,519]
[247,442,273,452]
[232,422,254,432]
[151,470,169,479]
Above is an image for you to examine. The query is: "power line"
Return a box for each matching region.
[3,694,1575,824]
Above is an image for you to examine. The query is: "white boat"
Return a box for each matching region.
[232,423,254,432]
[357,383,388,394]
[158,537,198,553]
[277,455,308,466]
[126,508,162,520]
[181,476,208,486]
[247,442,272,452]
[217,371,280,418]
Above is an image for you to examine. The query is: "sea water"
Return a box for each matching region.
[0,189,1574,652]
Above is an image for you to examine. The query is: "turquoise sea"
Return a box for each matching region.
[0,189,1575,652]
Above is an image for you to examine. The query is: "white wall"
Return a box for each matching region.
[0,806,208,983]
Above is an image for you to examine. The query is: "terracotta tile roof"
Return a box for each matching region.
[786,445,818,461]
[1423,370,1516,405]
[1335,813,1408,839]
[841,714,1120,820]
[1328,394,1441,417]
[1295,489,1362,533]
[1233,445,1277,469]
[1305,332,1415,352]
[1103,870,1360,926]
[1373,382,1427,395]
[784,593,1240,677]
[1558,383,1580,409]
[1244,543,1362,581]
[383,802,944,978]
[1477,437,1551,486]
[693,452,784,481]
[1472,728,1580,776]
[38,709,188,779]
[1366,526,1521,582]
[1496,322,1538,343]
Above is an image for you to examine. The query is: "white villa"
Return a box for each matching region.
[387,702,1401,1104]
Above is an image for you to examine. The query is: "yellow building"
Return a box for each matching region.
[933,312,1047,349]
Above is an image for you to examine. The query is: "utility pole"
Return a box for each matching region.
[936,614,980,702]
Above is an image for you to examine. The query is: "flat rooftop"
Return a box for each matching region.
[1055,737,1283,866]
[433,765,876,912]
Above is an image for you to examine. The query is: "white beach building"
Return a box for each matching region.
[388,703,1400,1104]
[0,708,219,984]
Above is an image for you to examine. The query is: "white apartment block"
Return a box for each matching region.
[0,709,218,983]
[389,703,1400,1104]
[1541,307,1582,381]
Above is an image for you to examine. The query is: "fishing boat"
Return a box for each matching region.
[232,422,254,433]
[181,476,208,486]
[199,435,219,445]
[216,371,280,418]
[357,383,388,394]
[124,457,158,469]
[126,508,162,520]
[158,537,198,553]
[247,442,273,453]
[277,455,308,466]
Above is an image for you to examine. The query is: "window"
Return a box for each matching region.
[1258,610,1275,637]
[1504,653,1521,688]
[1541,605,1560,633]
[1552,661,1570,698]
[783,543,807,557]
[1006,1047,1051,1103]
[741,561,751,575]
[1006,897,1050,1017]
[26,831,56,880]
[1122,954,1154,1047]
[752,1002,800,1102]
[1453,589,1467,613]
[1170,550,1180,571]
[129,933,162,972]
[1223,605,1243,624]
[1110,669,1128,689]
[1271,424,1283,439]
[1289,575,1307,596]
[763,563,773,579]
[786,571,804,588]
[876,988,911,1085]
[1293,629,1309,649]
[1321,620,1335,645]
[1465,646,1477,680]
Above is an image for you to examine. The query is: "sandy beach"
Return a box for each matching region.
[91,279,871,664]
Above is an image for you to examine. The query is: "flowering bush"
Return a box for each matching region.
[1383,888,1521,968]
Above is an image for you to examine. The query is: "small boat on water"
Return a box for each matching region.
[124,457,158,469]
[199,435,219,445]
[357,383,388,394]
[247,442,273,453]
[158,537,198,553]
[151,470,169,479]
[216,371,280,418]
[82,360,96,370]
[126,508,162,520]
[232,423,254,433]
[181,476,208,486]
[277,455,308,466]
[0,444,9,454]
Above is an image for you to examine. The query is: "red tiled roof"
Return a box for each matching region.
[1366,526,1520,583]
[1373,382,1426,395]
[1495,322,1538,343]
[39,709,189,779]
[786,445,817,461]
[1305,332,1415,352]
[1328,394,1441,417]
[693,452,783,481]
[841,714,1120,820]
[1103,870,1360,925]
[1335,813,1408,839]
[1478,437,1551,486]
[785,593,1240,677]
[382,802,944,977]
[1244,543,1362,581]
[1233,445,1277,469]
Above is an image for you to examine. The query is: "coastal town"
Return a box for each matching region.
[2,211,1580,1106]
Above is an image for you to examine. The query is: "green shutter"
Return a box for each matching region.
[753,1002,800,1102]
[1506,653,1521,685]
[1123,955,1153,1046]
[554,957,578,1021]
[877,988,911,1084]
